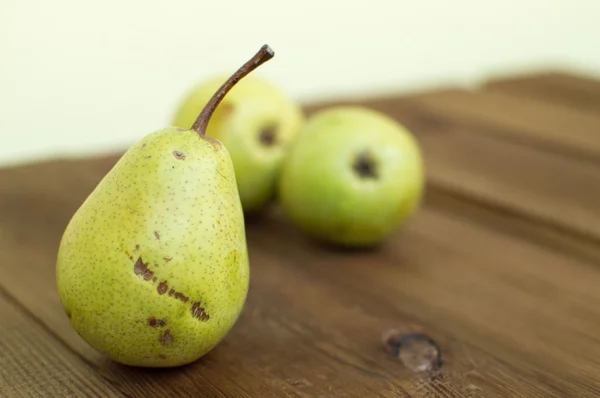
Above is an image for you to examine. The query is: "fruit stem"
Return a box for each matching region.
[191,44,275,136]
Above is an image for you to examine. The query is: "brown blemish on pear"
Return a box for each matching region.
[191,302,210,321]
[133,257,154,281]
[157,281,168,295]
[159,330,174,346]
[174,292,189,303]
[172,151,186,160]
[148,317,167,327]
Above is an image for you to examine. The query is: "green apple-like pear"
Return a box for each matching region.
[56,45,275,368]
[172,73,304,214]
[278,106,424,247]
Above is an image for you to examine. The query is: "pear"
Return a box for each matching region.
[56,45,275,368]
[278,106,424,248]
[171,74,304,214]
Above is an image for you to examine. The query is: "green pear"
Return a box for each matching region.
[171,74,304,214]
[278,106,424,248]
[56,45,275,368]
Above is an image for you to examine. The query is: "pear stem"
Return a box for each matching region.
[191,44,275,136]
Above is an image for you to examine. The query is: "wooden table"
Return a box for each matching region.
[2,71,600,397]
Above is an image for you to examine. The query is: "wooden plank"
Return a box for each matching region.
[418,122,600,241]
[4,78,600,396]
[0,289,122,398]
[482,72,600,112]
[251,205,600,397]
[423,186,600,267]
[404,88,600,161]
[0,157,445,397]
[0,155,585,397]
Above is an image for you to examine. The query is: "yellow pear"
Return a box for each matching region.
[56,45,275,368]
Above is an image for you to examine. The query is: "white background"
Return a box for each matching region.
[2,0,599,167]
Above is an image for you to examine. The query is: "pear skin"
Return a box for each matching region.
[57,129,248,367]
[56,45,274,367]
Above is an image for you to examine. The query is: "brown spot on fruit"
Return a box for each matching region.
[135,244,140,251]
[148,317,167,327]
[157,282,168,295]
[158,354,167,360]
[259,124,278,146]
[159,330,174,345]
[155,281,194,306]
[174,292,189,303]
[152,276,157,282]
[154,231,160,240]
[133,257,154,281]
[163,257,172,263]
[172,151,186,160]
[191,302,210,321]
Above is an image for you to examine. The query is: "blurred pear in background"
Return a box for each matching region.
[172,75,304,214]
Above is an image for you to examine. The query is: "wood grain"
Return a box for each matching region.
[0,157,530,397]
[423,186,600,267]
[0,153,598,397]
[404,88,600,161]
[417,122,600,241]
[2,71,600,397]
[0,289,122,398]
[253,206,600,397]
[483,72,600,112]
